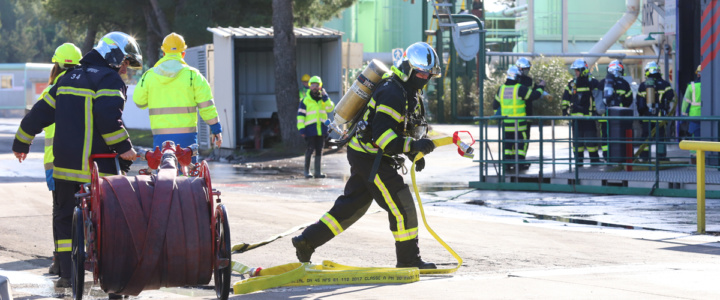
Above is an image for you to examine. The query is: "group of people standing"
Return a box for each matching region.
[12,31,222,290]
[495,57,702,169]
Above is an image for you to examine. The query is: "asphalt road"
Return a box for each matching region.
[1,119,719,300]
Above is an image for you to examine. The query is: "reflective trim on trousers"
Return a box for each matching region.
[320,213,344,236]
[373,174,407,241]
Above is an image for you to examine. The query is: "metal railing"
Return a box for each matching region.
[470,115,720,199]
[678,141,720,234]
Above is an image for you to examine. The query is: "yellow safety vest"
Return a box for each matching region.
[297,90,335,136]
[683,82,701,117]
[133,54,219,135]
[499,84,526,131]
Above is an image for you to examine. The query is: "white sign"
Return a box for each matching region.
[392,48,404,67]
[664,0,676,35]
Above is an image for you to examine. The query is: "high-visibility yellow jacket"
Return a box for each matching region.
[41,70,67,172]
[297,90,334,137]
[682,80,701,117]
[134,54,221,139]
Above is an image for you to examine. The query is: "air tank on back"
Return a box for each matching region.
[327,59,390,140]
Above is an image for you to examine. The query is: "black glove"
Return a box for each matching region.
[411,139,436,155]
[415,157,426,172]
[119,158,133,174]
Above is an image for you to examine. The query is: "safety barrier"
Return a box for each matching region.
[470,115,720,199]
[678,141,720,233]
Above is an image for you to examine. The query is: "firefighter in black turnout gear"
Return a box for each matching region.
[514,57,545,170]
[637,61,675,161]
[562,59,601,166]
[292,42,440,269]
[493,65,543,171]
[12,32,141,287]
[597,60,633,160]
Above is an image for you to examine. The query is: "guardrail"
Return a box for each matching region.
[678,141,720,234]
[470,115,720,200]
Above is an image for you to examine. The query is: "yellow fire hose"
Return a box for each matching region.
[231,133,473,294]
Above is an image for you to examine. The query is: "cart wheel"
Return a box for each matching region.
[213,204,231,300]
[71,207,85,300]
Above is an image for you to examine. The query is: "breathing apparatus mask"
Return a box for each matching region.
[396,42,441,90]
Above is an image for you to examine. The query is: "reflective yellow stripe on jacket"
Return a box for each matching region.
[133,55,219,135]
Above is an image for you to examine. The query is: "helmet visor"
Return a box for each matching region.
[123,38,143,69]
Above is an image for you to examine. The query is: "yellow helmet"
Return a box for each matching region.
[301,74,311,82]
[308,76,322,88]
[52,43,82,69]
[161,32,187,54]
[696,65,702,75]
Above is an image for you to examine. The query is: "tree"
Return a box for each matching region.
[294,0,355,27]
[272,0,303,150]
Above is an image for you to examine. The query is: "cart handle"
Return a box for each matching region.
[89,153,122,176]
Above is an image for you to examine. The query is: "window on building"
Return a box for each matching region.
[0,74,12,89]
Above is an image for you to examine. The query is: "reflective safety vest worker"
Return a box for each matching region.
[133,53,221,146]
[683,81,701,117]
[498,84,527,132]
[297,90,334,137]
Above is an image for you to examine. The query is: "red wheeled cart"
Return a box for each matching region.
[71,142,231,299]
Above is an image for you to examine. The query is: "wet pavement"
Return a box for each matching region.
[1,119,720,299]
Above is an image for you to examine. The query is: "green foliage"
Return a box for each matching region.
[483,57,571,117]
[0,0,85,63]
[294,0,356,27]
[1,0,355,64]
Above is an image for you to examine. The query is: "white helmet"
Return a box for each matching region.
[94,32,143,69]
[506,65,521,80]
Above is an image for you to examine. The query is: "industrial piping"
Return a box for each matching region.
[585,0,640,66]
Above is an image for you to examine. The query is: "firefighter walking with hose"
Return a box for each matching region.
[291,42,440,269]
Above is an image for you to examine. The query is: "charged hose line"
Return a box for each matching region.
[411,136,464,275]
[230,135,464,294]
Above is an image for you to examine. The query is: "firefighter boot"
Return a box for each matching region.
[589,151,600,165]
[55,276,71,288]
[575,152,585,167]
[314,156,326,178]
[304,152,312,178]
[395,238,436,269]
[291,235,315,263]
[48,251,60,275]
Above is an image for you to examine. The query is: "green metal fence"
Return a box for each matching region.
[470,115,720,198]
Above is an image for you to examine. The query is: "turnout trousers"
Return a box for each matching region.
[572,120,600,164]
[54,179,82,279]
[641,120,668,160]
[301,148,419,251]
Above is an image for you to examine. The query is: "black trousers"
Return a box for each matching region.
[54,179,82,279]
[572,120,599,154]
[301,149,419,249]
[305,136,324,158]
[641,120,667,159]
